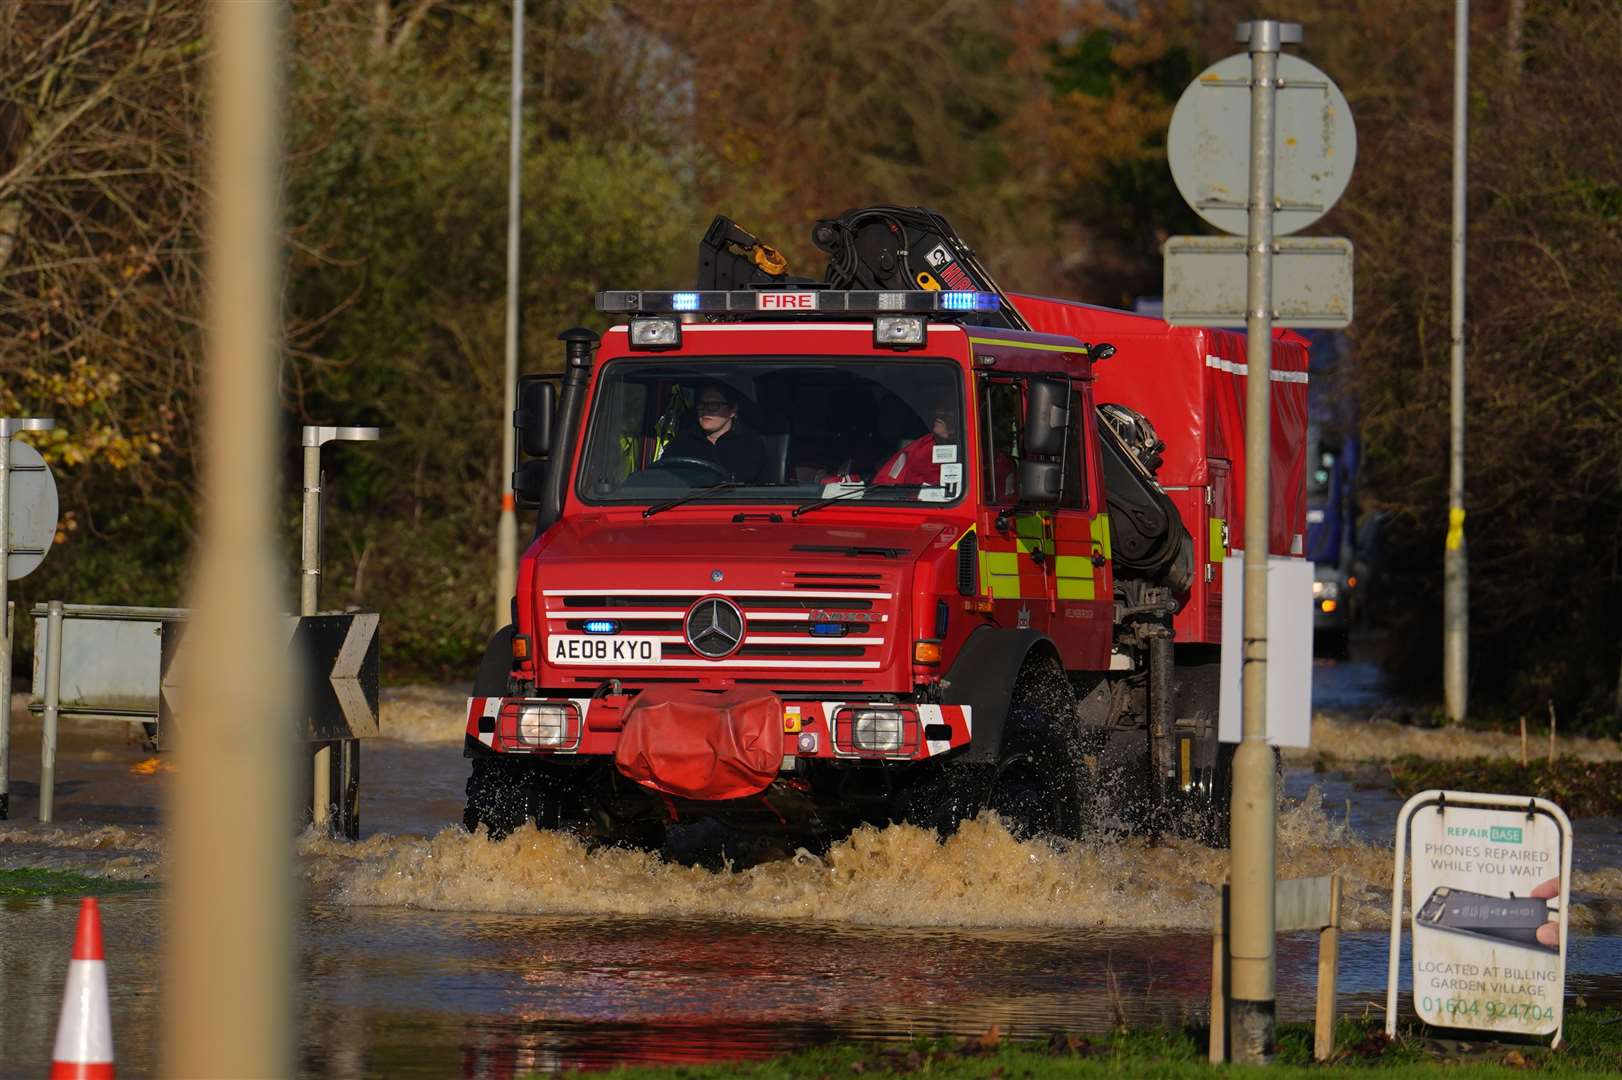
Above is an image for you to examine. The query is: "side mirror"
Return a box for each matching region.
[1017,459,1062,507]
[512,459,548,511]
[515,378,557,458]
[1023,378,1068,457]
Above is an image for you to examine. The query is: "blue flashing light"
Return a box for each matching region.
[671,292,701,312]
[941,290,1001,312]
[583,620,619,634]
[809,622,845,637]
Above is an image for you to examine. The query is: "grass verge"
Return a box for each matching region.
[0,868,156,899]
[1388,756,1622,817]
[553,1011,1622,1079]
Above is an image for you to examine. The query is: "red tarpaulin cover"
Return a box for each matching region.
[615,689,785,801]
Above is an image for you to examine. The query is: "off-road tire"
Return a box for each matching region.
[465,625,527,840]
[1169,650,1227,846]
[463,757,531,840]
[984,658,1092,840]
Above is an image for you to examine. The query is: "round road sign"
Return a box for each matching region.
[1168,52,1356,237]
[5,440,59,580]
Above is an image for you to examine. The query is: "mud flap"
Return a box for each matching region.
[615,689,784,801]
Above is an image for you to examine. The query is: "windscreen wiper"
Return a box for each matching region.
[643,481,743,518]
[791,483,924,518]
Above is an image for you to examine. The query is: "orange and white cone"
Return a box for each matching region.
[50,897,115,1080]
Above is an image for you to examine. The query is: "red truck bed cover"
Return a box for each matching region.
[1010,293,1309,643]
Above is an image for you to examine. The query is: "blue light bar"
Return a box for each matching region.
[582,620,618,634]
[671,292,701,312]
[809,622,845,637]
[940,291,1001,312]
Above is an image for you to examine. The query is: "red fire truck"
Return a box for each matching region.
[464,208,1307,848]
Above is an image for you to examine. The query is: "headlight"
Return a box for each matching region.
[1313,580,1340,600]
[834,706,918,756]
[629,316,681,350]
[497,700,581,752]
[854,709,907,752]
[873,316,926,349]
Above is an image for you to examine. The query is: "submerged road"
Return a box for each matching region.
[2,652,1619,1077]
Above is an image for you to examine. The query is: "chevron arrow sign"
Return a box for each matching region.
[160,611,379,742]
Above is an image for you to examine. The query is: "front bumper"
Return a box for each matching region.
[464,693,972,766]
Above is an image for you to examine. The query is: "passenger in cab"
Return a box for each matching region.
[875,395,959,487]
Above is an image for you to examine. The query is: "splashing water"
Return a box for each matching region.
[312,788,1406,931]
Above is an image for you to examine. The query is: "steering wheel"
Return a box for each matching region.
[650,455,733,482]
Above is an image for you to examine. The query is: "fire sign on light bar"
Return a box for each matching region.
[596,289,1002,317]
[756,291,818,311]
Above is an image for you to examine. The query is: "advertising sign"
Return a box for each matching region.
[1388,792,1572,1041]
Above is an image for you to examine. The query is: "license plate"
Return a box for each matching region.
[547,635,662,665]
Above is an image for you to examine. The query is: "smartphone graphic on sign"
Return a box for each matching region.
[1415,886,1556,954]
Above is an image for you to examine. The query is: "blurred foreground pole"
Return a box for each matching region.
[1229,17,1295,1066]
[496,0,525,629]
[164,3,294,1076]
[1443,0,1470,723]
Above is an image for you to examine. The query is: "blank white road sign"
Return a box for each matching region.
[1168,52,1357,238]
[6,440,58,581]
[1218,554,1313,747]
[1163,236,1354,329]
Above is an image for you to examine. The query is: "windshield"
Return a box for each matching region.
[576,358,966,508]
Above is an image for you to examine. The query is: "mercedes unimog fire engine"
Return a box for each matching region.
[464,207,1307,847]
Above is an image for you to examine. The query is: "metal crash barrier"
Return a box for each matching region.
[24,602,378,837]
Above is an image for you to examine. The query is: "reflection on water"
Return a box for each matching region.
[4,670,1622,1078]
[6,890,1622,1080]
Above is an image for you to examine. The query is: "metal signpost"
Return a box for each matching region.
[1,416,57,819]
[1165,20,1357,1063]
[302,424,379,831]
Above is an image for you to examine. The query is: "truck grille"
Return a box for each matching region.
[541,586,895,673]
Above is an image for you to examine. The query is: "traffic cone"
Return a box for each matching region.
[50,897,115,1079]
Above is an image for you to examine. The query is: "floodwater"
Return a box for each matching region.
[2,653,1621,1078]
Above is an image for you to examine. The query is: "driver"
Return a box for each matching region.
[661,382,766,483]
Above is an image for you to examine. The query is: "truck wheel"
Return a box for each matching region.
[1192,742,1236,847]
[984,659,1091,840]
[464,758,531,840]
[1170,649,1227,846]
[1191,743,1283,848]
[465,626,527,839]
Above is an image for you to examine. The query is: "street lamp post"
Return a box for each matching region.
[0,416,56,820]
[302,424,379,831]
[1444,0,1470,723]
[496,0,525,630]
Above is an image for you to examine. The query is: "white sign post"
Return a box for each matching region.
[1388,791,1573,1045]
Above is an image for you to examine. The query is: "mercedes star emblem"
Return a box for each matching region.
[685,597,744,659]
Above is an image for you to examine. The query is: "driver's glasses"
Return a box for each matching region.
[696,399,730,413]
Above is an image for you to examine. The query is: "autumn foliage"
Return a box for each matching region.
[1,1,1617,725]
